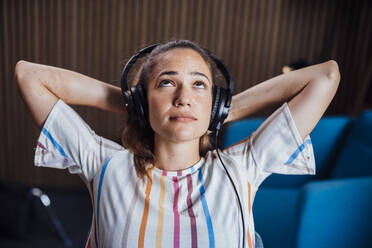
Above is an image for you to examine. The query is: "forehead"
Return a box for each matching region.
[150,48,212,77]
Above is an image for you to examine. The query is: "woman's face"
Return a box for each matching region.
[146,48,213,144]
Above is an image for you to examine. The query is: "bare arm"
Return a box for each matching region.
[225,60,340,141]
[15,60,127,130]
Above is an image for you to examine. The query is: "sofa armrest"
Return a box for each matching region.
[295,176,372,248]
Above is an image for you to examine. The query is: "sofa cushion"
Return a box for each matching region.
[309,116,353,178]
[331,110,372,178]
[295,177,372,248]
[253,187,300,248]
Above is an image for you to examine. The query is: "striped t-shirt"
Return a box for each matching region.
[34,99,316,248]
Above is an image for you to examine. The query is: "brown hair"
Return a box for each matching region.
[121,40,216,180]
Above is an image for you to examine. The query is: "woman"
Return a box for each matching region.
[15,40,340,248]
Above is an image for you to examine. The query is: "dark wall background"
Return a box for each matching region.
[1,0,371,188]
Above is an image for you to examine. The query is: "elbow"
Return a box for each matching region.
[15,60,28,82]
[326,60,341,84]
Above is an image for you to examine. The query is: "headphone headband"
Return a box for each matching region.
[120,44,159,93]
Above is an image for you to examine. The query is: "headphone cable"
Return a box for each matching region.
[214,129,246,248]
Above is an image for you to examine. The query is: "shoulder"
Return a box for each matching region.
[92,149,135,181]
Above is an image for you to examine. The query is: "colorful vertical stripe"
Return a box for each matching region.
[156,171,167,248]
[96,157,113,246]
[247,225,252,248]
[138,168,154,248]
[247,182,251,216]
[247,181,253,248]
[186,174,198,248]
[198,167,215,248]
[172,173,181,248]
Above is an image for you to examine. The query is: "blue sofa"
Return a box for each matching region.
[221,109,372,248]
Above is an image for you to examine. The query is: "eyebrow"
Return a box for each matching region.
[157,70,211,83]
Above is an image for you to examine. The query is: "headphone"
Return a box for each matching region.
[120,43,246,248]
[120,43,234,132]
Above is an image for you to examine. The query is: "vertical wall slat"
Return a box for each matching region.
[9,0,17,182]
[2,0,10,180]
[0,1,4,178]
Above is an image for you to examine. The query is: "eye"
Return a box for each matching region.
[158,80,174,87]
[194,81,206,89]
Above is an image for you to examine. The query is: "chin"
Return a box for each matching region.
[166,129,204,143]
[170,133,201,143]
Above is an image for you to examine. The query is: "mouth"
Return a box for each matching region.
[169,114,197,122]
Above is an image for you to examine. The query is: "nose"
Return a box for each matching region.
[173,85,192,107]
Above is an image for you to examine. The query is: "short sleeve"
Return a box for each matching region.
[34,99,125,184]
[222,101,316,188]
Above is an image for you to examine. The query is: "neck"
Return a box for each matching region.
[154,136,201,171]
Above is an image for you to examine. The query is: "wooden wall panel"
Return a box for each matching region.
[1,0,371,188]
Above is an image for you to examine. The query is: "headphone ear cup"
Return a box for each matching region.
[217,88,229,122]
[123,90,137,119]
[217,88,231,128]
[131,84,148,127]
[136,84,148,125]
[130,86,142,120]
[209,87,231,131]
[209,86,221,131]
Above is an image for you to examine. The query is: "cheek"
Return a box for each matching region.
[148,100,159,123]
[199,95,213,125]
[148,98,168,129]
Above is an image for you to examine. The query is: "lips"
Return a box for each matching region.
[170,113,197,121]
